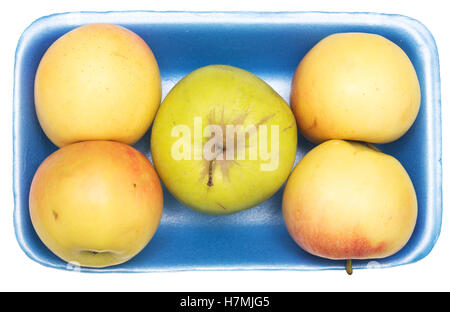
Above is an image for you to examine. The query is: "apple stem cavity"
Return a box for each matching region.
[346,259,353,275]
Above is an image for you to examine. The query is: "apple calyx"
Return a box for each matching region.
[78,249,121,257]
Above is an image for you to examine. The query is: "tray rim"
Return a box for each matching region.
[13,10,442,273]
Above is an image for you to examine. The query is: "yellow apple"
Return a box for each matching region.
[34,23,161,147]
[151,65,298,215]
[29,141,163,268]
[283,140,417,267]
[291,33,421,144]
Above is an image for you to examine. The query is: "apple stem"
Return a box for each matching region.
[207,160,215,187]
[346,259,353,275]
[365,143,381,152]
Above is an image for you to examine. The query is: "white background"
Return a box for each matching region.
[0,0,448,292]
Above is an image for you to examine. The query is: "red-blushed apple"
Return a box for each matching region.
[282,140,417,273]
[29,141,163,268]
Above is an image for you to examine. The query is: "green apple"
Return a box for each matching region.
[151,65,297,214]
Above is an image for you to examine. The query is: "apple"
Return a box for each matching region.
[290,32,420,144]
[29,141,163,268]
[34,23,161,147]
[151,65,298,215]
[282,140,417,273]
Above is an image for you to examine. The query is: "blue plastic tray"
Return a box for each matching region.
[13,11,442,272]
